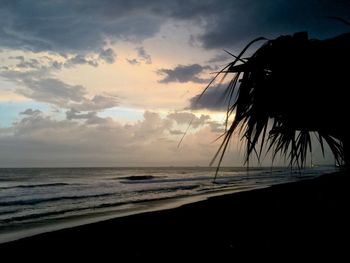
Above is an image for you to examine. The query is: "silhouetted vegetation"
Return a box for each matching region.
[202,31,350,175]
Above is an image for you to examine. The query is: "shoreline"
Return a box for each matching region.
[0,182,267,244]
[1,171,348,258]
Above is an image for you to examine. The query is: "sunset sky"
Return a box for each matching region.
[0,0,349,167]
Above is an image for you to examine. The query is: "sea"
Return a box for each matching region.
[0,166,337,243]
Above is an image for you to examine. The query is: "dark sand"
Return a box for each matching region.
[1,171,349,259]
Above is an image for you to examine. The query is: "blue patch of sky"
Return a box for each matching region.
[99,107,144,122]
[0,101,52,127]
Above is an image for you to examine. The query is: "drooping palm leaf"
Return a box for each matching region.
[203,32,349,179]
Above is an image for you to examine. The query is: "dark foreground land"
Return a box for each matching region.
[1,171,349,260]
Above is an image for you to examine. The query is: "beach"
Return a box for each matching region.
[1,170,348,259]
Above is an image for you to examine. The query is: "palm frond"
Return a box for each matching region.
[203,32,349,179]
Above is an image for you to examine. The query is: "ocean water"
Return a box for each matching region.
[0,166,337,243]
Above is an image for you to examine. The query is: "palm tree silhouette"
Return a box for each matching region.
[204,31,349,175]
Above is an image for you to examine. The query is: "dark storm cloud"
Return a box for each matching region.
[0,0,348,55]
[206,53,232,63]
[7,52,113,71]
[158,64,210,84]
[198,0,350,49]
[0,0,165,53]
[188,84,229,111]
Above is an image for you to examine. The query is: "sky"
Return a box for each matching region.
[0,0,349,167]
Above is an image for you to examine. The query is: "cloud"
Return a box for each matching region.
[6,55,62,74]
[136,47,152,64]
[169,129,184,135]
[167,111,210,128]
[16,77,119,111]
[51,61,63,70]
[197,0,350,49]
[20,108,42,116]
[127,47,152,65]
[9,56,41,69]
[0,0,348,55]
[126,58,140,65]
[188,84,230,111]
[6,51,113,76]
[167,111,194,124]
[64,54,98,68]
[0,109,235,166]
[0,1,165,53]
[98,48,116,64]
[158,64,210,84]
[0,108,334,167]
[66,109,96,120]
[0,56,120,112]
[19,78,86,104]
[133,111,173,139]
[71,95,120,111]
[208,121,225,133]
[65,109,111,125]
[206,53,232,63]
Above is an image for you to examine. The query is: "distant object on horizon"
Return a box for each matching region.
[202,29,350,175]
